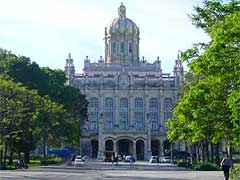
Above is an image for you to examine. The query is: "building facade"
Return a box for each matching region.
[65,3,185,160]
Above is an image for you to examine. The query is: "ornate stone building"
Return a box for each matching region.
[65,3,185,160]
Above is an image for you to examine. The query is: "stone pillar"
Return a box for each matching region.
[159,140,164,156]
[80,138,91,157]
[144,140,148,161]
[113,140,117,153]
[133,141,136,160]
[160,95,164,131]
[97,113,104,159]
[130,94,135,128]
[99,90,104,128]
[114,94,119,127]
[146,113,152,160]
[144,91,150,130]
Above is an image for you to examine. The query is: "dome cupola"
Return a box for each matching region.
[104,3,140,65]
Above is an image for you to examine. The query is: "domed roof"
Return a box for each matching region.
[106,3,138,34]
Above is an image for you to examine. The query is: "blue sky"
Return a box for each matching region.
[0,0,209,73]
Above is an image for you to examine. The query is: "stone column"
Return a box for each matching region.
[146,113,152,160]
[160,94,164,130]
[114,93,119,127]
[144,140,148,160]
[144,90,150,130]
[159,140,164,156]
[113,140,117,153]
[99,90,104,128]
[133,141,136,160]
[130,94,135,129]
[97,113,104,159]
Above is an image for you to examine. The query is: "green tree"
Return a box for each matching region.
[0,49,88,149]
[34,97,68,164]
[0,76,41,167]
[167,0,240,162]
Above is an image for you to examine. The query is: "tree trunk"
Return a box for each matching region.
[210,143,214,163]
[229,146,233,160]
[205,141,210,162]
[8,151,13,165]
[196,144,200,162]
[0,149,3,166]
[191,144,197,163]
[43,134,47,165]
[200,142,204,161]
[188,144,193,164]
[3,142,8,168]
[17,152,21,160]
[24,151,30,164]
[202,142,206,161]
[215,143,220,164]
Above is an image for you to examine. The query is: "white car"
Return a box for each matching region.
[149,156,158,163]
[74,155,83,165]
[160,156,172,163]
[81,155,89,162]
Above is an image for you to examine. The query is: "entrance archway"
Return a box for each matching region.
[136,140,144,160]
[151,139,160,156]
[105,140,114,151]
[117,139,133,156]
[91,140,98,158]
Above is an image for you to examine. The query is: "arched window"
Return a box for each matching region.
[164,98,173,122]
[119,98,128,129]
[104,98,114,129]
[150,98,159,131]
[105,140,114,151]
[89,97,98,130]
[135,98,144,130]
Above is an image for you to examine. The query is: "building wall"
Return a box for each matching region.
[70,67,182,160]
[65,3,185,160]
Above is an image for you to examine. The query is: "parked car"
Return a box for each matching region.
[74,155,83,165]
[159,156,172,163]
[102,152,114,162]
[149,156,158,163]
[81,155,89,162]
[124,155,135,163]
[117,154,122,161]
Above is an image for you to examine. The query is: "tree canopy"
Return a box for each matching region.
[167,0,240,152]
[0,48,88,167]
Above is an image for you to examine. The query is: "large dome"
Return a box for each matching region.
[106,3,138,34]
[104,3,140,65]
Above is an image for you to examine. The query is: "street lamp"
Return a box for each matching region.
[170,141,173,163]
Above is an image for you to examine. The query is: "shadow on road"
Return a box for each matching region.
[105,175,186,180]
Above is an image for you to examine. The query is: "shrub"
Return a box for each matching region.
[30,154,43,160]
[230,164,240,180]
[192,161,220,171]
[176,159,192,168]
[29,160,41,167]
[40,156,64,165]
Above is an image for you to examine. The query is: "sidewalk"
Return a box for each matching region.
[36,160,187,171]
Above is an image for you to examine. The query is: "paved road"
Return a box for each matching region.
[0,161,223,180]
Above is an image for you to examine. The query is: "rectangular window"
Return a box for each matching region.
[112,42,116,56]
[120,42,124,55]
[129,43,132,54]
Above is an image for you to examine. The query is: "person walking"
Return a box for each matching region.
[220,154,232,180]
[115,154,118,166]
[129,155,134,167]
[111,154,114,166]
